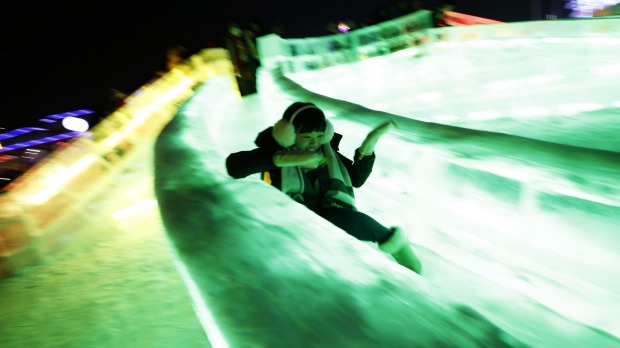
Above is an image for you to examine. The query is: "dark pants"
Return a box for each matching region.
[317,207,392,244]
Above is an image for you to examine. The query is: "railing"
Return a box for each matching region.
[258,10,435,74]
[0,48,235,271]
[259,10,620,76]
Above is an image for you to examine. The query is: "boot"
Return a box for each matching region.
[379,227,422,274]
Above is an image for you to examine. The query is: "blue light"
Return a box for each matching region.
[0,127,50,141]
[45,109,94,120]
[0,132,82,153]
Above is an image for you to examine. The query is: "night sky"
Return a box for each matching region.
[2,0,528,131]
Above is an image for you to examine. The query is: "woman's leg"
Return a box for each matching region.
[317,207,392,243]
[318,207,422,274]
[379,227,422,274]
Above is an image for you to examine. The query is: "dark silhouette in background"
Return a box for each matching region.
[226,21,261,96]
[433,0,456,27]
[165,44,189,71]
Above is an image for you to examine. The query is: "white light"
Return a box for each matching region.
[62,117,89,132]
[486,79,522,91]
[583,37,620,45]
[416,92,443,101]
[540,37,573,44]
[101,131,126,149]
[510,106,551,118]
[465,40,502,48]
[526,74,565,85]
[591,63,620,75]
[434,42,460,49]
[23,155,97,205]
[557,103,603,115]
[432,114,460,122]
[368,102,389,110]
[112,199,158,220]
[174,260,230,348]
[467,110,501,120]
[506,38,539,46]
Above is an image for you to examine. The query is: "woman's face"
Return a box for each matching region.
[295,131,324,152]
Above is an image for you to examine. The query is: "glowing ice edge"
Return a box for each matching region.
[173,259,229,348]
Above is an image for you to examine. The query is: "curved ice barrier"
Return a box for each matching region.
[260,67,620,346]
[154,76,526,347]
[156,15,620,347]
[256,16,620,345]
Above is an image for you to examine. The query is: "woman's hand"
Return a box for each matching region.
[358,120,398,157]
[273,151,325,169]
[303,152,326,169]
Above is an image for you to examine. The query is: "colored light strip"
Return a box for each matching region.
[44,109,94,120]
[442,11,504,26]
[0,109,94,139]
[565,0,620,17]
[0,132,83,153]
[0,127,50,140]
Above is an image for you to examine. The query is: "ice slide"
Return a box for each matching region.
[155,74,527,347]
[155,14,620,347]
[155,43,619,348]
[155,15,619,348]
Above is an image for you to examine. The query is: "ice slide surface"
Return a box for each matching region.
[157,17,619,346]
[155,61,619,347]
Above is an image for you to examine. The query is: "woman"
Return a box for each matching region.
[226,102,421,274]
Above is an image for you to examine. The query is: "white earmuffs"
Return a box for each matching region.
[271,105,334,147]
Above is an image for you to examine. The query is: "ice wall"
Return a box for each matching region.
[260,65,620,318]
[253,16,620,343]
[154,75,525,347]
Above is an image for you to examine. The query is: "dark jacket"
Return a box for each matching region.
[226,126,375,193]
